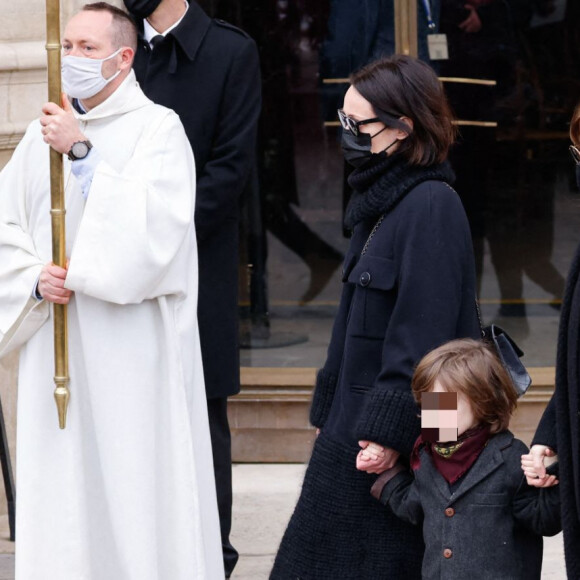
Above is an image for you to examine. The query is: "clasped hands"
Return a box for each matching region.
[521,444,559,488]
[356,441,400,474]
[314,429,399,474]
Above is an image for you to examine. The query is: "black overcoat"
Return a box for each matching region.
[314,178,481,453]
[271,160,481,579]
[533,240,580,578]
[132,2,261,398]
[380,431,561,580]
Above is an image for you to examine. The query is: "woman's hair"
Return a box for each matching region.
[571,102,580,146]
[411,339,518,434]
[350,54,456,166]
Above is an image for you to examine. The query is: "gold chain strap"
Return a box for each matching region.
[361,214,385,256]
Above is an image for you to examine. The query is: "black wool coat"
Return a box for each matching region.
[311,160,481,455]
[271,157,481,579]
[379,431,561,580]
[533,240,580,578]
[132,2,261,398]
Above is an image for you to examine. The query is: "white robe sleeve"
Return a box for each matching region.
[65,110,196,305]
[0,125,50,358]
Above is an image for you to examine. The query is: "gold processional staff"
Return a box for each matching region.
[46,0,70,429]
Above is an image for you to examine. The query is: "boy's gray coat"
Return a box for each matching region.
[381,431,561,580]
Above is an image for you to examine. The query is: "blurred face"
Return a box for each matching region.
[421,381,477,442]
[342,86,402,155]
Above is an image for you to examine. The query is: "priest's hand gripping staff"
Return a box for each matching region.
[46,0,70,429]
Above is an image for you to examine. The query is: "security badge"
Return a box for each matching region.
[427,34,449,61]
[422,0,448,61]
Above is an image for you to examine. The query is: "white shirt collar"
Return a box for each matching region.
[143,0,189,45]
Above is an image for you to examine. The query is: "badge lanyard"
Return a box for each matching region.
[422,0,437,31]
[423,0,449,60]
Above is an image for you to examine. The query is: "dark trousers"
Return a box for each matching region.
[207,397,238,578]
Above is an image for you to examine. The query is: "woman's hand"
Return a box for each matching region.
[356,440,400,474]
[521,445,558,487]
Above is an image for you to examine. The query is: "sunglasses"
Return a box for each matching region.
[337,109,380,137]
[570,145,580,165]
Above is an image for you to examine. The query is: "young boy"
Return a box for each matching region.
[370,339,561,579]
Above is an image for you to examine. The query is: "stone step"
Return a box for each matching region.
[231,367,555,462]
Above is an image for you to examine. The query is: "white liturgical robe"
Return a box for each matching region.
[0,71,224,579]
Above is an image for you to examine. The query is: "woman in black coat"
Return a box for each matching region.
[270,55,481,579]
[521,103,580,579]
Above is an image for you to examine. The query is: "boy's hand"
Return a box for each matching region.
[356,440,400,474]
[521,445,558,487]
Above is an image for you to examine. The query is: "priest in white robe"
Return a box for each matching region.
[0,3,224,578]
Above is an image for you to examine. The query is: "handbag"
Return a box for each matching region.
[476,302,532,397]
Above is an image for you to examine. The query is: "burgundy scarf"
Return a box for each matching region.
[411,424,492,484]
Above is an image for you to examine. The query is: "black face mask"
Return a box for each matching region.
[341,127,397,168]
[123,0,163,19]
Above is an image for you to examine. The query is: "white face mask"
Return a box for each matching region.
[61,48,122,100]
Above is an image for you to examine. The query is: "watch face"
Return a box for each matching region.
[71,141,89,159]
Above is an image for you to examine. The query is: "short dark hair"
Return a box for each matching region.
[82,2,138,51]
[571,102,580,146]
[350,55,456,166]
[411,339,518,434]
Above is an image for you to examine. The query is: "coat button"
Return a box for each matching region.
[443,548,453,559]
[445,507,455,517]
[360,272,371,286]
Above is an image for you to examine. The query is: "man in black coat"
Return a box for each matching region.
[122,0,261,576]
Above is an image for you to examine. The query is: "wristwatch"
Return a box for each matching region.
[67,140,93,161]
[570,144,580,165]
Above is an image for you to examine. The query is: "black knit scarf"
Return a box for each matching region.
[344,153,455,228]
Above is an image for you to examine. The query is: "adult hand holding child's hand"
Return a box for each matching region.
[356,441,400,474]
[521,444,559,487]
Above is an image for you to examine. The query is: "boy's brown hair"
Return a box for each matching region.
[411,339,518,434]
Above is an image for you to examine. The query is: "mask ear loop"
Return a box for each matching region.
[102,47,124,83]
[381,139,399,154]
[370,126,387,139]
[368,125,404,155]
